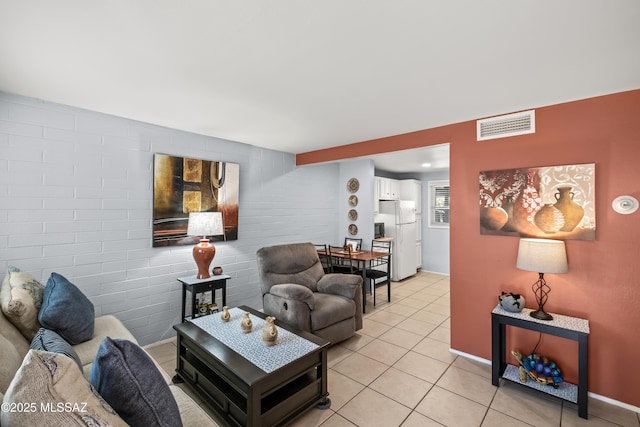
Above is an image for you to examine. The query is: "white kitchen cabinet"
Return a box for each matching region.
[377,177,389,199]
[389,179,400,200]
[376,176,400,200]
[400,179,422,213]
[375,177,383,199]
[377,177,400,200]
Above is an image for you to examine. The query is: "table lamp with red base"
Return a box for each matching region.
[187,212,224,279]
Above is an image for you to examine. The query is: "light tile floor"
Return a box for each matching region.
[145,272,640,427]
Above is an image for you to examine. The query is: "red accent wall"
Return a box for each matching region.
[297,89,640,407]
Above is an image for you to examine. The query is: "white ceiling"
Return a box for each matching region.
[362,143,451,174]
[1,1,639,172]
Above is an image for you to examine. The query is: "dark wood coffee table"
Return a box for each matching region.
[173,305,330,427]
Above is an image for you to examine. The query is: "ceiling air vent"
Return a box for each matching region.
[477,110,535,141]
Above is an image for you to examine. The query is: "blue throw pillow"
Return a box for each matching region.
[30,327,83,373]
[90,337,183,427]
[38,272,95,345]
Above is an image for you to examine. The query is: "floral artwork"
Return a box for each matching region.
[153,154,240,247]
[479,163,595,240]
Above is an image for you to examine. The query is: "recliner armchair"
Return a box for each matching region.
[257,242,363,344]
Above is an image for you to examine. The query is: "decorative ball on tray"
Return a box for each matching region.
[498,292,525,313]
[512,350,563,388]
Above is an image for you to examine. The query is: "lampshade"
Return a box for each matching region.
[516,238,568,274]
[187,212,223,237]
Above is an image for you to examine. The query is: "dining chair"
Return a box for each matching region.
[329,245,361,274]
[343,237,363,251]
[314,243,333,273]
[365,240,392,308]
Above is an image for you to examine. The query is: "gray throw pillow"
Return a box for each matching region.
[2,350,127,426]
[30,327,83,373]
[90,337,183,427]
[38,272,95,345]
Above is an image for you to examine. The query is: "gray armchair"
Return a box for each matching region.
[257,242,363,344]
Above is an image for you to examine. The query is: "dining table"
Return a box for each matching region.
[318,248,390,312]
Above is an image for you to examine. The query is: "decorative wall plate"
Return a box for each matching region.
[348,209,358,221]
[612,195,639,214]
[347,178,359,193]
[348,224,358,235]
[348,195,358,207]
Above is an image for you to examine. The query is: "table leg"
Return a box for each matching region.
[181,285,186,322]
[578,334,589,419]
[222,280,227,306]
[491,316,506,386]
[316,348,331,409]
[190,286,197,319]
[361,261,367,313]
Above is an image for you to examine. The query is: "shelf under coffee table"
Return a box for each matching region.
[173,305,330,427]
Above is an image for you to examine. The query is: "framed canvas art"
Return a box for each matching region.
[479,163,595,240]
[153,153,239,247]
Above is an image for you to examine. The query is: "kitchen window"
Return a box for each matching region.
[428,180,450,228]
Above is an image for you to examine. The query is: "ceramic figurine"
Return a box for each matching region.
[240,312,252,333]
[261,316,278,346]
[221,306,231,322]
[198,301,208,316]
[498,292,525,313]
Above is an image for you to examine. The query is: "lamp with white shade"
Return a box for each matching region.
[516,238,568,321]
[187,212,224,279]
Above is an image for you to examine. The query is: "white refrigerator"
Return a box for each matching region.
[379,200,417,281]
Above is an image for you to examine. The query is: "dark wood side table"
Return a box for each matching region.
[491,305,590,419]
[178,274,229,321]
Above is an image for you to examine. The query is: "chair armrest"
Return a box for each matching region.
[269,284,315,310]
[317,274,362,299]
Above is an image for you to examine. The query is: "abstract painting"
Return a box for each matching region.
[153,153,239,247]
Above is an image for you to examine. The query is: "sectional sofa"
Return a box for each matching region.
[0,267,217,426]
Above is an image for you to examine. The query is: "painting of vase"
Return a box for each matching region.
[479,163,595,240]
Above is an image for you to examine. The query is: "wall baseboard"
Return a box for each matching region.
[417,268,450,276]
[450,348,640,415]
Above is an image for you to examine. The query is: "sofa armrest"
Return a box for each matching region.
[268,284,315,310]
[74,315,137,368]
[317,274,363,331]
[317,274,362,299]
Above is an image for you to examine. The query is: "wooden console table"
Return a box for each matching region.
[491,305,590,419]
[178,274,229,321]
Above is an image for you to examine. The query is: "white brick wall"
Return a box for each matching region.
[0,92,340,345]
